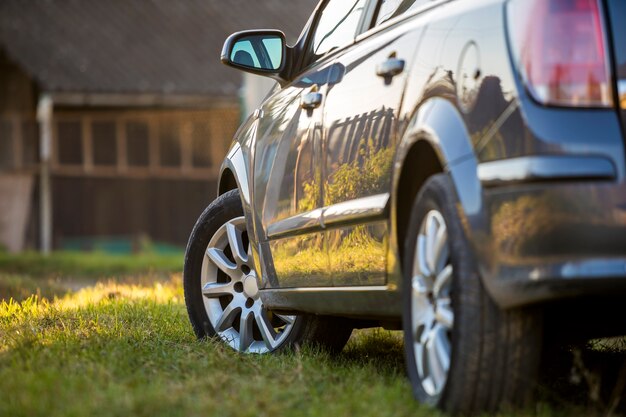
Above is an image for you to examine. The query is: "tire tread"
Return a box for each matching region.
[403,174,542,415]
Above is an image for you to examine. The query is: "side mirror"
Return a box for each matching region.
[221,30,286,76]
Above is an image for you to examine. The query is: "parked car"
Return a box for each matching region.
[183,0,626,413]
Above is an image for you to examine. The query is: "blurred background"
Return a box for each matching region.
[0,0,317,255]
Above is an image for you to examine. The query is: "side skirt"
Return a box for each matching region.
[260,286,402,319]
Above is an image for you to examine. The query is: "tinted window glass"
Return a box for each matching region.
[375,0,430,25]
[311,0,367,59]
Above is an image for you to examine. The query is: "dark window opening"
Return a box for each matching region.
[0,120,14,170]
[92,121,117,166]
[57,121,82,165]
[126,121,149,167]
[22,121,40,167]
[158,121,181,167]
[191,121,212,168]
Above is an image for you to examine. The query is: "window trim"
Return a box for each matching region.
[356,0,450,42]
[291,0,450,81]
[299,0,375,71]
[354,0,381,40]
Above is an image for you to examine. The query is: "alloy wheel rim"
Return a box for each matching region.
[411,210,454,397]
[201,217,295,353]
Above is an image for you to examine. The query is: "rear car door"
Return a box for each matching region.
[321,0,428,286]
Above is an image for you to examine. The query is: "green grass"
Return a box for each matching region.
[0,251,183,302]
[0,278,587,417]
[0,273,68,301]
[0,252,619,417]
[0,280,426,417]
[0,251,183,278]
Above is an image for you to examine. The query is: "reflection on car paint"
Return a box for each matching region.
[328,222,387,286]
[270,233,329,288]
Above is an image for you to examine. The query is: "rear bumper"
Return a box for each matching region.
[476,172,626,308]
[486,259,626,308]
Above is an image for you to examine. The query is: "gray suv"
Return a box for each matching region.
[183,0,626,413]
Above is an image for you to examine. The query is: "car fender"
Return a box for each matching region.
[392,98,497,302]
[395,97,481,215]
[217,118,267,276]
[219,142,250,204]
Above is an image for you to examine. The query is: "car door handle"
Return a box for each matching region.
[376,57,405,79]
[301,90,323,110]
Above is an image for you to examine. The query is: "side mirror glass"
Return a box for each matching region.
[221,30,286,75]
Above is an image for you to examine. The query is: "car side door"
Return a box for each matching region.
[252,63,333,289]
[253,0,373,290]
[321,1,428,286]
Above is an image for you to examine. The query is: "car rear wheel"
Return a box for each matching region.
[184,189,352,354]
[403,174,543,414]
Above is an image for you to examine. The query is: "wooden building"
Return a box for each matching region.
[0,0,315,252]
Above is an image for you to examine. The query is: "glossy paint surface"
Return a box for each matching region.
[328,221,387,286]
[322,24,422,206]
[219,0,626,316]
[606,0,626,130]
[252,61,333,287]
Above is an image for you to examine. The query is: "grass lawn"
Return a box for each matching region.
[0,251,182,302]
[0,252,620,417]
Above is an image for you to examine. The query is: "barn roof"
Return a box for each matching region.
[0,0,318,99]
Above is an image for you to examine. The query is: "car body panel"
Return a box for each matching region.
[252,61,335,288]
[217,0,626,317]
[604,0,626,133]
[319,14,425,287]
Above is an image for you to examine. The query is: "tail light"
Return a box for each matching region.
[507,0,613,107]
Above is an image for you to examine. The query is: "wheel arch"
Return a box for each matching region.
[392,98,483,283]
[217,142,251,204]
[395,140,445,266]
[218,166,238,196]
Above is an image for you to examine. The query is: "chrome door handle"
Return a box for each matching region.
[376,57,405,80]
[301,91,323,110]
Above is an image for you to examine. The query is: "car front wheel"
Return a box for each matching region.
[184,189,352,354]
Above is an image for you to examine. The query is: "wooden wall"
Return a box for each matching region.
[0,51,38,252]
[0,48,241,251]
[52,176,217,248]
[49,107,238,248]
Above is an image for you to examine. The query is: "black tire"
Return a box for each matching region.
[402,174,542,414]
[184,189,352,354]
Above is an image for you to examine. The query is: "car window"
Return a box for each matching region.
[374,0,432,26]
[310,0,368,59]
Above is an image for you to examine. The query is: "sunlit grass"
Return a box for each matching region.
[0,279,424,417]
[0,253,619,416]
[0,277,581,417]
[0,251,183,302]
